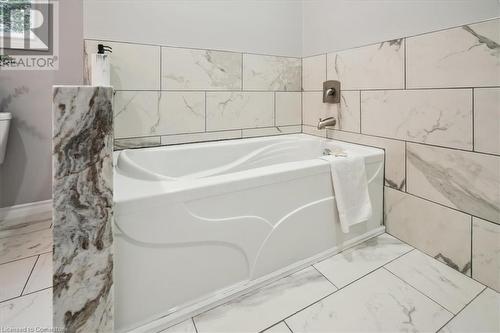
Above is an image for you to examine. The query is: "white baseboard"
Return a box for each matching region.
[0,199,52,223]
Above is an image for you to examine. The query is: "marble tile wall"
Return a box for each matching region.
[84,41,302,148]
[302,18,500,291]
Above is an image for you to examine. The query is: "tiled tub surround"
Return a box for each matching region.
[52,86,114,332]
[302,18,500,292]
[84,40,302,148]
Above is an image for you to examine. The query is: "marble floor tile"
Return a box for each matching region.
[439,288,500,333]
[0,288,52,329]
[193,266,336,333]
[286,268,453,333]
[386,250,485,314]
[0,228,52,265]
[23,252,52,294]
[0,256,37,302]
[160,319,197,333]
[313,234,413,288]
[262,322,292,333]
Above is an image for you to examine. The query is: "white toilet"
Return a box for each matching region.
[0,112,11,165]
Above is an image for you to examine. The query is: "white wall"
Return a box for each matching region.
[302,0,500,57]
[84,0,303,57]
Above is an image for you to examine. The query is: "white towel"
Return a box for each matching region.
[320,154,372,233]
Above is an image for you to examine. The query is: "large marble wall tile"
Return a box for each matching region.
[385,187,472,274]
[361,89,473,150]
[206,92,274,131]
[286,269,452,333]
[386,250,484,314]
[52,86,113,332]
[114,91,160,139]
[162,47,242,90]
[193,266,336,333]
[84,40,160,90]
[326,130,406,190]
[161,130,242,146]
[474,88,500,155]
[407,143,500,223]
[406,19,500,88]
[472,218,500,292]
[276,92,301,126]
[440,288,500,333]
[243,54,301,91]
[303,91,360,132]
[158,92,205,135]
[302,54,326,91]
[326,40,405,90]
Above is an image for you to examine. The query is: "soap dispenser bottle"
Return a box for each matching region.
[90,44,112,86]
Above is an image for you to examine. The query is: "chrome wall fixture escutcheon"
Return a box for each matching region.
[323,80,341,104]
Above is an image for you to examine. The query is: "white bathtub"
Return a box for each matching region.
[113,134,384,332]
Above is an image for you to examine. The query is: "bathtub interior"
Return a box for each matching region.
[113,134,385,332]
[115,134,378,181]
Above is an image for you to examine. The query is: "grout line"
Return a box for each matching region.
[325,128,499,157]
[0,250,52,267]
[0,286,52,305]
[191,317,199,333]
[283,320,294,333]
[358,90,362,133]
[404,141,408,193]
[305,86,500,92]
[241,53,244,91]
[434,287,488,333]
[159,46,162,90]
[470,216,473,278]
[274,92,277,127]
[472,88,475,152]
[204,91,207,131]
[382,266,457,314]
[403,38,407,90]
[311,265,339,290]
[20,255,39,296]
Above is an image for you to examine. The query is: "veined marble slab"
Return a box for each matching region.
[386,250,484,314]
[114,91,160,138]
[474,88,500,155]
[286,269,452,333]
[407,19,500,88]
[24,252,52,295]
[302,54,326,91]
[193,266,336,333]
[326,130,406,190]
[361,89,473,150]
[114,136,161,150]
[303,91,360,133]
[162,47,242,90]
[84,40,160,90]
[472,218,500,292]
[52,86,114,332]
[407,142,500,223]
[314,234,413,288]
[0,288,52,328]
[439,288,500,333]
[243,54,301,91]
[206,92,274,131]
[276,92,301,126]
[0,228,52,265]
[158,92,205,135]
[326,39,404,90]
[385,187,472,275]
[0,256,37,302]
